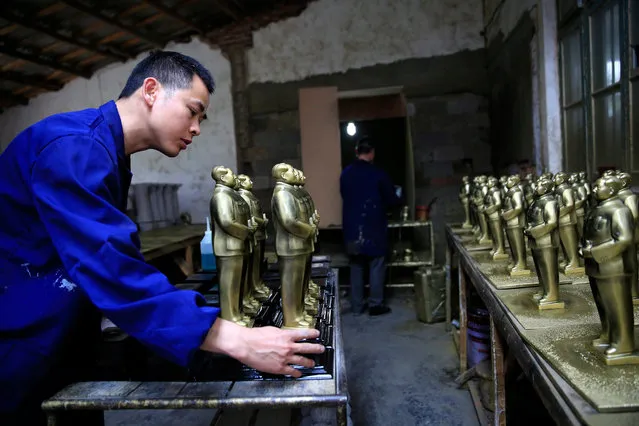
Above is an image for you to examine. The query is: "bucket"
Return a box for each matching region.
[467,307,490,367]
[416,205,429,221]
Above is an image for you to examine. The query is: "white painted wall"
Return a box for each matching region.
[0,38,235,225]
[248,0,485,83]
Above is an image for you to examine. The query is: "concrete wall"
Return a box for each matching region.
[0,39,235,225]
[246,0,489,263]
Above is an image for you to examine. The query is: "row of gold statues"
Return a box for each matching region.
[459,170,639,365]
[209,163,320,329]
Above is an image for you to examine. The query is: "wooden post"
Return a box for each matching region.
[491,318,506,426]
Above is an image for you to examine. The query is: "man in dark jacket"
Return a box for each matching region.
[340,137,400,316]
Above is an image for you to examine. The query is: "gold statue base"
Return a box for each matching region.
[521,323,639,412]
[450,224,475,235]
[478,261,572,290]
[510,268,532,277]
[603,351,639,366]
[495,284,596,330]
[537,300,565,310]
[561,265,585,276]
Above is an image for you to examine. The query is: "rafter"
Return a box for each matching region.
[212,1,240,21]
[0,6,131,61]
[0,90,29,106]
[143,0,206,35]
[61,0,165,48]
[0,37,92,78]
[0,71,63,91]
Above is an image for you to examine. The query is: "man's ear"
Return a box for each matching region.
[142,77,160,107]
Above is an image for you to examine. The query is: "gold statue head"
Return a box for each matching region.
[477,175,488,184]
[237,174,253,191]
[535,178,554,196]
[292,169,306,186]
[618,172,632,189]
[578,171,587,181]
[541,172,553,181]
[524,173,534,182]
[499,175,508,186]
[272,163,297,184]
[593,175,622,201]
[487,176,498,188]
[212,166,237,188]
[568,173,579,185]
[506,174,521,189]
[553,172,568,186]
[602,169,618,178]
[462,175,469,184]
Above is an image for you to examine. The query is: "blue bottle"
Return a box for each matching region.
[200,216,216,271]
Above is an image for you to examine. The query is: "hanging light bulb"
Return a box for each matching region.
[346,122,357,136]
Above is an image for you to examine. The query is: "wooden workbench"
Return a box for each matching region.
[139,224,205,276]
[446,225,639,426]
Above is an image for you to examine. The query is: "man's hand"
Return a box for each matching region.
[201,319,325,378]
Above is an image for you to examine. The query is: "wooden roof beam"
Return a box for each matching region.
[143,0,206,35]
[0,37,92,78]
[0,71,63,91]
[213,1,240,21]
[61,0,165,48]
[0,90,29,106]
[0,6,131,61]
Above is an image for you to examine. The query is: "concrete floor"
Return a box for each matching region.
[105,292,477,426]
[342,293,477,426]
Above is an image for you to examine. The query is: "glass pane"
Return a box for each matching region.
[591,2,621,91]
[593,91,623,170]
[632,82,639,170]
[560,29,582,105]
[564,105,586,172]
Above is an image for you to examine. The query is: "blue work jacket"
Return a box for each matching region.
[340,159,400,257]
[0,101,219,412]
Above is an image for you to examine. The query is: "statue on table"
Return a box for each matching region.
[554,172,585,275]
[271,163,318,329]
[569,173,587,241]
[616,171,639,305]
[293,168,321,316]
[211,166,256,326]
[524,178,564,309]
[459,176,473,229]
[237,174,272,305]
[499,175,509,200]
[579,171,591,208]
[523,173,536,207]
[501,175,531,276]
[484,177,509,260]
[582,175,639,365]
[473,175,492,246]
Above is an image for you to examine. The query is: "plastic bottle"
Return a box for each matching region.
[200,217,216,271]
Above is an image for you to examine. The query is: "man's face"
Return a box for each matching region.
[148,75,209,157]
[281,166,297,184]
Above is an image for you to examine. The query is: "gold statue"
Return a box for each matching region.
[569,173,587,241]
[473,175,492,246]
[499,175,508,200]
[484,177,509,260]
[582,175,639,364]
[459,176,473,229]
[578,171,591,208]
[554,172,585,275]
[523,173,536,207]
[501,175,531,276]
[237,174,271,304]
[616,171,639,304]
[293,168,321,316]
[525,178,564,309]
[211,166,256,326]
[271,163,318,329]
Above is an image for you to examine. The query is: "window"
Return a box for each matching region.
[558,0,636,177]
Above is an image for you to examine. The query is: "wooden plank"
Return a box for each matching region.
[227,379,335,398]
[178,382,233,398]
[468,380,489,426]
[127,382,186,399]
[459,266,468,373]
[52,381,141,400]
[490,319,506,426]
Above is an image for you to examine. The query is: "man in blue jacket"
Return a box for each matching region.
[0,51,323,424]
[340,137,400,316]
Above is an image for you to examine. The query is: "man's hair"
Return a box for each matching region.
[118,50,215,99]
[355,137,375,155]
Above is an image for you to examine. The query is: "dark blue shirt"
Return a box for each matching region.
[340,159,399,257]
[0,101,219,411]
